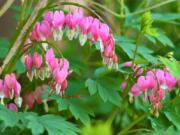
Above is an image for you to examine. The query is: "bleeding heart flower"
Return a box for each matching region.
[53,68,68,84]
[33,52,43,69]
[23,92,35,109]
[0,79,5,99]
[90,18,100,41]
[52,11,65,28]
[99,23,110,41]
[46,48,55,64]
[25,54,33,71]
[4,73,21,98]
[130,83,142,96]
[7,103,18,112]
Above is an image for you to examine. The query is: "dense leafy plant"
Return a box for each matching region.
[0,0,180,135]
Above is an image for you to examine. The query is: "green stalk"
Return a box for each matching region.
[38,41,64,58]
[0,0,51,76]
[26,0,34,18]
[87,0,176,18]
[87,0,122,18]
[49,1,105,23]
[0,0,15,18]
[127,0,177,17]
[20,0,28,22]
[117,112,150,135]
[106,108,119,126]
[127,128,152,134]
[119,0,125,35]
[132,33,141,66]
[119,0,124,17]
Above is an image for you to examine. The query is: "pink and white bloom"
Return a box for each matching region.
[99,23,110,42]
[43,11,54,25]
[4,74,21,98]
[25,54,33,71]
[51,11,65,41]
[33,52,43,69]
[90,18,100,41]
[25,54,33,81]
[36,20,52,40]
[72,8,83,28]
[46,48,55,64]
[51,11,65,28]
[7,103,18,112]
[164,71,177,91]
[79,16,94,34]
[53,68,68,85]
[130,83,142,96]
[0,79,5,99]
[23,92,35,109]
[156,70,166,87]
[121,81,127,91]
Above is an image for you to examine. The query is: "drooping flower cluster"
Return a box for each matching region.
[120,61,144,90]
[23,85,48,110]
[29,9,118,69]
[122,61,144,76]
[129,68,177,116]
[24,52,43,81]
[46,48,69,97]
[0,74,22,108]
[23,8,118,97]
[24,48,69,97]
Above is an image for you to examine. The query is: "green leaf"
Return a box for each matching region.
[0,48,9,59]
[0,105,18,127]
[115,38,157,63]
[144,30,174,48]
[15,60,26,74]
[39,115,79,135]
[119,42,135,58]
[46,93,92,125]
[149,114,171,131]
[114,35,134,43]
[69,104,90,125]
[25,114,79,135]
[97,84,109,102]
[153,13,180,22]
[145,34,156,44]
[0,38,10,59]
[0,105,79,135]
[85,78,121,106]
[85,79,97,95]
[138,45,158,64]
[164,111,180,130]
[156,31,174,48]
[25,114,44,135]
[141,11,158,37]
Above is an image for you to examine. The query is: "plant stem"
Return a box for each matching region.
[0,0,15,18]
[50,1,105,23]
[87,0,177,18]
[132,33,141,66]
[127,128,152,134]
[106,108,119,126]
[38,41,64,58]
[127,0,177,17]
[119,0,125,35]
[119,0,124,17]
[0,0,49,75]
[20,0,28,22]
[87,0,122,18]
[26,0,34,18]
[117,112,151,135]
